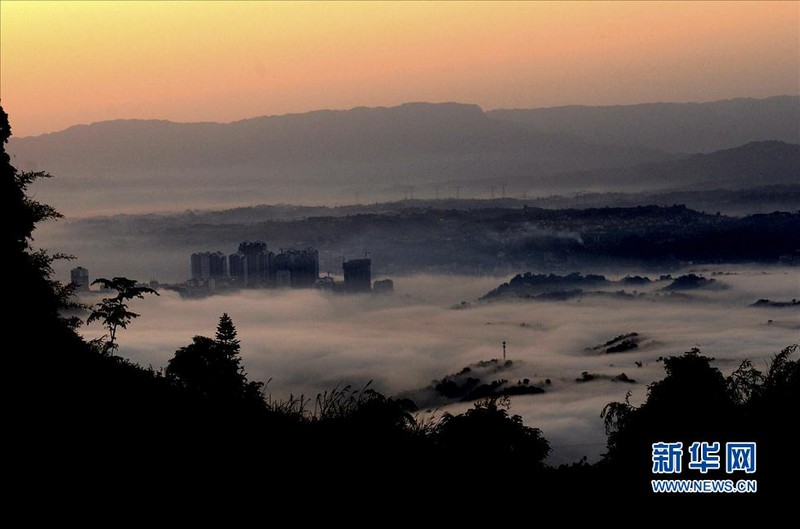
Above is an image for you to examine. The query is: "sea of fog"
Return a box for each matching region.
[75,267,798,464]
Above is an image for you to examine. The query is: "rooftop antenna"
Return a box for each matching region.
[502,340,507,361]
[435,184,440,200]
[454,185,461,200]
[490,185,495,199]
[501,184,507,199]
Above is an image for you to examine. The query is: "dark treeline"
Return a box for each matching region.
[75,201,800,278]
[6,105,798,505]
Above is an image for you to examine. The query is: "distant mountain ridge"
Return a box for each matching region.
[10,101,665,173]
[488,95,800,153]
[8,97,798,215]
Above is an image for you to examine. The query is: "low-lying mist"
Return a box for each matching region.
[76,268,798,464]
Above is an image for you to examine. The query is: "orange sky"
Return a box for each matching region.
[1,1,798,137]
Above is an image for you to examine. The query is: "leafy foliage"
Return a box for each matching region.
[87,277,159,353]
[2,106,78,332]
[600,345,800,497]
[435,396,550,466]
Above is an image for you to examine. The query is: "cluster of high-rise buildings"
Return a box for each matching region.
[67,244,392,298]
[190,241,391,294]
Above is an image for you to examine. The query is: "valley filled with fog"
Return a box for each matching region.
[7,0,800,499]
[19,94,799,467]
[74,267,798,464]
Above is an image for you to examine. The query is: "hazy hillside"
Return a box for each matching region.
[39,203,800,283]
[529,141,800,192]
[9,102,669,214]
[488,95,800,153]
[11,102,667,172]
[9,98,797,216]
[632,141,800,189]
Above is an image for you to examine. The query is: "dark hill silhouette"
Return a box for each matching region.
[492,140,800,193]
[489,95,800,153]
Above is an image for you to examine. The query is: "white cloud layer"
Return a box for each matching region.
[78,266,799,464]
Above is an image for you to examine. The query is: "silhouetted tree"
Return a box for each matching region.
[166,314,263,407]
[601,345,799,497]
[601,348,736,475]
[2,105,77,332]
[215,312,240,355]
[4,106,201,498]
[87,277,158,354]
[434,396,550,468]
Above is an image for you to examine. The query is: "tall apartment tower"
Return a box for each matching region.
[237,241,270,287]
[191,252,210,280]
[70,266,90,292]
[191,251,228,280]
[229,252,246,284]
[342,258,371,293]
[208,251,228,278]
[273,248,320,288]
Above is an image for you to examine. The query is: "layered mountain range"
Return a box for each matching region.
[9,96,799,214]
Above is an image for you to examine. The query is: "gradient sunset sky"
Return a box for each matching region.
[1,0,798,137]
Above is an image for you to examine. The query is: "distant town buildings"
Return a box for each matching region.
[70,266,90,292]
[183,242,386,296]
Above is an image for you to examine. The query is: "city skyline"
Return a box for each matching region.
[189,241,380,294]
